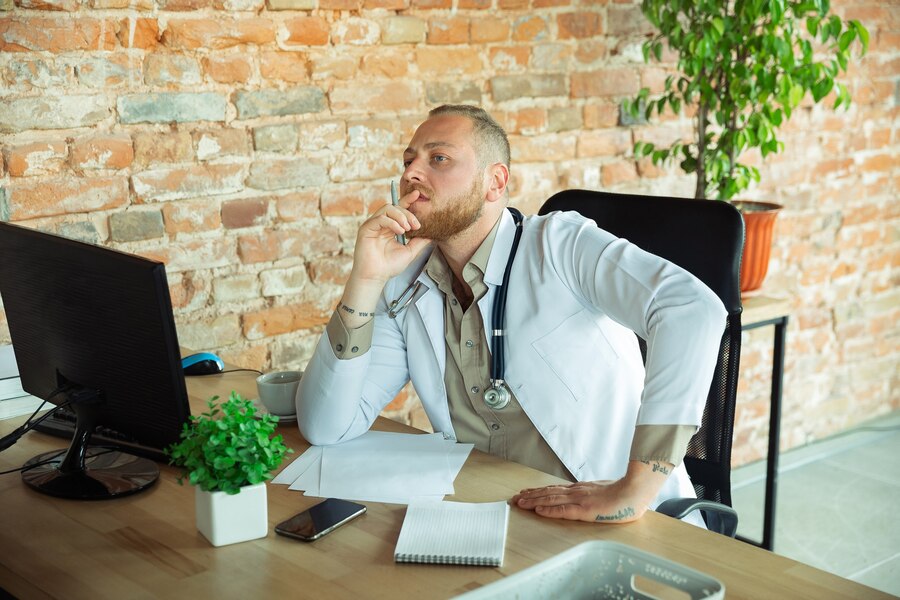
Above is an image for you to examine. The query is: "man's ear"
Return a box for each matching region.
[484,163,510,203]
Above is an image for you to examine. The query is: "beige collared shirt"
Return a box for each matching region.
[325,218,695,479]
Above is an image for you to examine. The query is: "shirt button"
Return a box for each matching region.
[451,298,458,306]
[336,344,344,352]
[470,386,480,394]
[490,423,500,431]
[351,346,359,353]
[465,340,474,348]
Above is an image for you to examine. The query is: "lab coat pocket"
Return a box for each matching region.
[532,310,619,403]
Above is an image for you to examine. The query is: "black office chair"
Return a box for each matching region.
[538,189,744,536]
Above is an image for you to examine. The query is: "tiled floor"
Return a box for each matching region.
[732,409,900,597]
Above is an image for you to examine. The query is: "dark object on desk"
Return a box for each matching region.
[540,190,743,537]
[275,498,367,542]
[0,221,190,500]
[182,352,225,376]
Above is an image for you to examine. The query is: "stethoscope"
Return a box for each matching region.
[388,207,524,410]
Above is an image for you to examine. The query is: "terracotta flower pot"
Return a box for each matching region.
[730,200,783,295]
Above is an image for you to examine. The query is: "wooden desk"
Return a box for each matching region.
[0,370,888,599]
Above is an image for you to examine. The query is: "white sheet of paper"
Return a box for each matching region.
[319,431,457,501]
[273,445,322,485]
[289,452,322,493]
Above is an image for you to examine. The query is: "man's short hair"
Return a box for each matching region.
[428,105,510,169]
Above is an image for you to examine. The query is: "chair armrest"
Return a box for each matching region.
[656,498,739,537]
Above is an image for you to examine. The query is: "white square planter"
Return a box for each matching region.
[194,482,268,547]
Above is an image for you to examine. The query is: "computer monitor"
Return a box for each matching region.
[0,221,191,500]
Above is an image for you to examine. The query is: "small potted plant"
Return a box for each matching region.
[625,0,869,293]
[167,391,291,547]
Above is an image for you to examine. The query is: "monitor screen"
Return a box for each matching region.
[0,221,191,499]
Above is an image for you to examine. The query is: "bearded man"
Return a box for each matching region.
[296,105,726,526]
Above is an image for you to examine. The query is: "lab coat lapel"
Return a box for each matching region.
[413,270,446,375]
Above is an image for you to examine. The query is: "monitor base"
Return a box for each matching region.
[22,448,159,500]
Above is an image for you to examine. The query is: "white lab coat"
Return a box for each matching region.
[297,209,727,514]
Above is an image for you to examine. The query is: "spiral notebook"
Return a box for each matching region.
[394,500,510,567]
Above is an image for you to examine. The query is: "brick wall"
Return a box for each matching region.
[0,0,897,466]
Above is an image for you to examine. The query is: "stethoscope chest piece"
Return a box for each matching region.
[483,383,511,410]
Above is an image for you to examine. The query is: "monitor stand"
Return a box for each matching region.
[21,389,159,500]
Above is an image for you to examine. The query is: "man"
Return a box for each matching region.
[296,105,726,525]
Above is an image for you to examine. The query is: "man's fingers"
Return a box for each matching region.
[534,503,585,521]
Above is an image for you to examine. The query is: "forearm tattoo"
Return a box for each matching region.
[595,506,636,522]
[640,460,672,476]
[339,303,374,318]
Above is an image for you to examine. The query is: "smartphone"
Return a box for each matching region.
[274,498,366,542]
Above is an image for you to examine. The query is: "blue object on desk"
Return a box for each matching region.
[181,352,225,376]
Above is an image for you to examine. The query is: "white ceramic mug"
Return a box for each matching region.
[256,370,303,417]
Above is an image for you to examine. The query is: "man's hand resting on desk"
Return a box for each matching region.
[511,459,674,523]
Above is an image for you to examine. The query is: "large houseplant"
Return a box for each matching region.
[625,0,869,292]
[167,391,291,547]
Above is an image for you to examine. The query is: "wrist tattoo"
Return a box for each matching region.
[639,460,672,476]
[339,303,374,318]
[595,506,635,522]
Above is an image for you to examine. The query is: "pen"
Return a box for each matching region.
[391,180,407,245]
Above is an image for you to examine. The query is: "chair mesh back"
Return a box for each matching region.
[539,190,744,506]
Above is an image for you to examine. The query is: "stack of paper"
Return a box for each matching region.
[274,431,473,504]
[0,344,45,420]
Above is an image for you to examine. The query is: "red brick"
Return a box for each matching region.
[500,108,547,135]
[276,190,320,221]
[330,81,418,113]
[320,0,358,7]
[117,18,159,50]
[242,302,331,339]
[459,0,490,7]
[321,182,380,216]
[333,18,380,45]
[363,0,404,7]
[577,129,631,157]
[70,134,134,170]
[309,255,352,285]
[309,53,358,80]
[1,17,117,52]
[4,140,68,177]
[489,46,530,70]
[203,54,252,84]
[237,226,340,263]
[360,53,408,78]
[601,160,638,186]
[193,129,251,160]
[427,17,469,44]
[471,19,509,43]
[133,131,194,167]
[512,15,547,42]
[218,345,268,373]
[132,163,245,202]
[18,0,80,10]
[140,238,234,272]
[260,51,310,83]
[498,0,526,6]
[284,16,330,46]
[162,18,275,50]
[575,39,607,64]
[583,102,619,128]
[414,0,450,7]
[161,199,222,233]
[557,11,603,39]
[5,177,128,220]
[572,67,640,98]
[222,198,269,228]
[859,153,894,173]
[511,133,577,162]
[415,47,481,75]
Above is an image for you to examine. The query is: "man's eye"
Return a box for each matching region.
[432,155,447,163]
[402,160,412,168]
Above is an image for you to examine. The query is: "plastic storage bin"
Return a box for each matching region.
[454,541,725,600]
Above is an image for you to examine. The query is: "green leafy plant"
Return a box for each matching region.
[625,0,869,200]
[166,391,292,495]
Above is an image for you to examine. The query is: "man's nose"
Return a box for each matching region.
[402,157,426,184]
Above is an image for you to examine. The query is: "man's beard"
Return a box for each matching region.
[407,177,484,242]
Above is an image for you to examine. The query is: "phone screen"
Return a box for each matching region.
[274,498,366,542]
